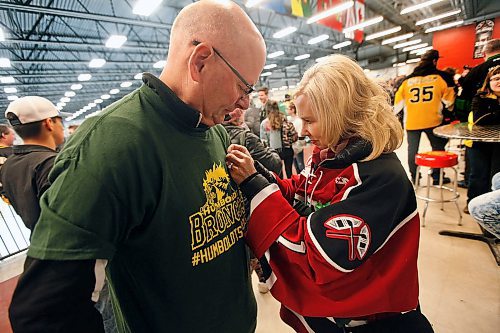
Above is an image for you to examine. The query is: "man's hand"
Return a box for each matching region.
[226,144,257,184]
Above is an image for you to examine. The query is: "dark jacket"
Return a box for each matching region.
[244,107,261,136]
[470,93,500,125]
[223,123,282,175]
[0,145,56,230]
[459,54,500,101]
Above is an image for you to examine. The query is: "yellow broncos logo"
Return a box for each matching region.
[203,163,230,206]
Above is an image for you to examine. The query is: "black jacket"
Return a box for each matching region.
[459,54,500,101]
[0,144,56,230]
[223,124,282,175]
[470,94,500,125]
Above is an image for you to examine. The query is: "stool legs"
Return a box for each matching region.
[415,166,461,227]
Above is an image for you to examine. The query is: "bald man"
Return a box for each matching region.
[9,1,266,332]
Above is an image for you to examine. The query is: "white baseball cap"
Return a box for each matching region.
[5,96,70,125]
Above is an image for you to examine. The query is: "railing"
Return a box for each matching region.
[0,200,30,260]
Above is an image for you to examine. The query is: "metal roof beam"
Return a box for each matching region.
[0,2,171,29]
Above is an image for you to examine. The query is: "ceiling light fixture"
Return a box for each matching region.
[307,1,354,24]
[393,39,422,49]
[7,95,18,101]
[273,27,297,38]
[246,0,265,8]
[101,94,111,100]
[133,0,163,16]
[294,54,310,61]
[402,43,429,52]
[260,72,272,77]
[307,34,329,45]
[4,87,17,94]
[401,0,444,15]
[65,91,76,97]
[105,35,127,48]
[414,46,434,55]
[89,58,106,68]
[333,41,352,49]
[71,84,83,90]
[406,58,421,64]
[315,56,330,63]
[78,73,92,81]
[268,51,284,59]
[393,62,406,67]
[343,16,384,33]
[153,60,166,68]
[61,97,71,103]
[0,28,4,42]
[110,88,120,94]
[263,64,277,70]
[0,58,11,68]
[381,33,414,45]
[416,9,461,26]
[425,20,464,33]
[121,81,133,88]
[365,26,402,40]
[0,76,15,84]
[134,73,143,80]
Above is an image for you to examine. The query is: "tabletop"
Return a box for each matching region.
[433,122,500,142]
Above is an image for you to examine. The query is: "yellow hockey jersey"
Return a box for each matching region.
[394,72,455,130]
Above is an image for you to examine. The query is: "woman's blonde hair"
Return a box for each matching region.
[295,54,403,161]
[266,101,284,130]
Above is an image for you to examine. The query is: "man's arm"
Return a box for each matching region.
[9,258,105,333]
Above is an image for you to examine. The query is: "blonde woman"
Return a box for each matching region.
[226,55,432,332]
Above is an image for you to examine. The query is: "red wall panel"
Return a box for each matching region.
[432,17,500,71]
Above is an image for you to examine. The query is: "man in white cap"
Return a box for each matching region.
[0,96,66,231]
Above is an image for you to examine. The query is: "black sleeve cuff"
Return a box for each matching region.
[240,173,271,201]
[254,160,277,184]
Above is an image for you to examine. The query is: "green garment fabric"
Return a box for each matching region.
[28,73,257,333]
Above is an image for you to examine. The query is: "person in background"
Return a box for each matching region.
[465,65,500,213]
[227,54,433,333]
[244,106,262,136]
[9,1,266,332]
[260,100,298,178]
[0,124,16,160]
[394,49,455,185]
[67,124,80,136]
[0,96,65,232]
[257,86,273,123]
[223,108,282,175]
[468,172,500,239]
[459,39,500,118]
[287,102,305,174]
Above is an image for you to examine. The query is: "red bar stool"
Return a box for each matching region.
[414,151,462,227]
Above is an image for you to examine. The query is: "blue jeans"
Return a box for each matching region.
[407,128,448,182]
[467,142,500,202]
[468,172,500,238]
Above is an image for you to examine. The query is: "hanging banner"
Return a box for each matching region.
[261,0,365,43]
[473,19,494,59]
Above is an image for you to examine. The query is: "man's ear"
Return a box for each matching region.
[189,44,213,82]
[43,118,54,131]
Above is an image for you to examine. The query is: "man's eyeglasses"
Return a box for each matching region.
[192,40,255,95]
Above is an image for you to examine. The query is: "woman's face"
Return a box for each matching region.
[295,95,327,149]
[489,73,500,95]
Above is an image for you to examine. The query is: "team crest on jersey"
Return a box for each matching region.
[324,214,370,261]
[188,163,245,267]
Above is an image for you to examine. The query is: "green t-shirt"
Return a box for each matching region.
[29,73,257,333]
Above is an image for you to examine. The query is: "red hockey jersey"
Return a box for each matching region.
[244,140,421,331]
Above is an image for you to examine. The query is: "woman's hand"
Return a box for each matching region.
[226,144,257,184]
